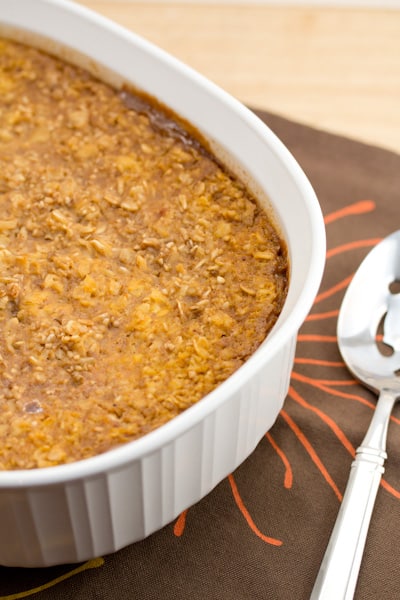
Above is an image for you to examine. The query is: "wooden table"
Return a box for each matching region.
[77,1,400,155]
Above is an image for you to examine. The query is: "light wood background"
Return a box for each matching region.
[76,1,400,154]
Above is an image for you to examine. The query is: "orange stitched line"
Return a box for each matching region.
[173,510,188,537]
[228,474,283,546]
[289,386,400,499]
[324,200,375,224]
[292,370,359,394]
[291,371,373,404]
[292,371,371,402]
[380,478,400,499]
[314,275,353,304]
[265,431,293,489]
[292,373,358,387]
[280,406,343,501]
[326,238,381,259]
[294,358,345,367]
[305,377,379,407]
[297,334,337,343]
[289,385,355,456]
[291,371,400,426]
[306,309,339,321]
[295,377,358,387]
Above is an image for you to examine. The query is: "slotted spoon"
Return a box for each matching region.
[311,229,400,599]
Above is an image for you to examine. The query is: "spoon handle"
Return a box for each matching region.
[310,389,397,600]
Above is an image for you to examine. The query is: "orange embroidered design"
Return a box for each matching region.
[265,431,293,489]
[174,509,188,537]
[173,198,400,543]
[228,474,282,546]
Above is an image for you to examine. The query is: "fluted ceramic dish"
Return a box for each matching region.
[0,0,325,567]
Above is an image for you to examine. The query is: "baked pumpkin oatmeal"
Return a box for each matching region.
[0,38,288,469]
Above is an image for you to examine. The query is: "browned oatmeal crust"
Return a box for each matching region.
[0,38,288,469]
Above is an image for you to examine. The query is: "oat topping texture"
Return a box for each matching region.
[0,38,288,469]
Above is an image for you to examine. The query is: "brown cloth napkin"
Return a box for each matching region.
[1,110,400,600]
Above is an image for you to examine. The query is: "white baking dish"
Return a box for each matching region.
[0,0,325,567]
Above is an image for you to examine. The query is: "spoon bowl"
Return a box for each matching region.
[338,229,400,393]
[311,230,400,599]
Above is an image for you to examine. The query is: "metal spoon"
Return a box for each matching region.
[311,230,400,600]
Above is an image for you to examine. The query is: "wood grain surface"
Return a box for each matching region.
[76,1,400,154]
